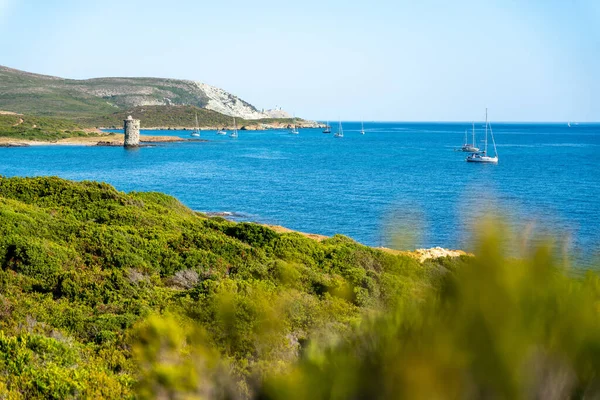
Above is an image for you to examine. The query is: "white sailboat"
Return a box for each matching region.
[323,121,331,134]
[466,108,498,163]
[360,121,365,135]
[461,122,479,152]
[334,120,344,138]
[290,115,299,134]
[216,127,227,135]
[190,113,200,137]
[229,117,238,138]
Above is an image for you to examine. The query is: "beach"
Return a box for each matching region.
[0,133,188,147]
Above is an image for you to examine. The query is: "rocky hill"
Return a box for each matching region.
[0,65,281,120]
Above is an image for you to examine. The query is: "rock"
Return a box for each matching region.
[0,142,30,147]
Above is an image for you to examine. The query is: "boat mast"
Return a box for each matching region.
[484,108,488,154]
[472,122,476,146]
[490,124,498,158]
[195,113,199,132]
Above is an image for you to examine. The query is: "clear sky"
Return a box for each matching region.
[1,0,598,121]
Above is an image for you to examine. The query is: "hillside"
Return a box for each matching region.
[81,105,308,130]
[0,176,453,398]
[0,177,598,398]
[0,65,285,120]
[0,113,92,142]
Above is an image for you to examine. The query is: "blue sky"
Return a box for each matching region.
[1,0,599,121]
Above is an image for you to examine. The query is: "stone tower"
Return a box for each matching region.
[123,115,140,147]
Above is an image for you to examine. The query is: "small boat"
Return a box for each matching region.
[229,117,238,138]
[360,121,365,135]
[466,109,498,163]
[323,121,331,134]
[334,120,344,138]
[461,123,479,152]
[216,128,227,135]
[190,113,200,137]
[567,122,571,128]
[290,115,299,134]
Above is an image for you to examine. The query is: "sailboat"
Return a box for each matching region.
[334,120,344,138]
[229,117,238,138]
[466,108,498,163]
[360,121,365,135]
[323,121,331,134]
[461,122,479,152]
[290,115,299,134]
[216,127,227,135]
[190,113,200,137]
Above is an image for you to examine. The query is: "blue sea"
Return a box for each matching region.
[1,122,599,263]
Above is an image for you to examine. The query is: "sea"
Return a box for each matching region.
[1,122,599,265]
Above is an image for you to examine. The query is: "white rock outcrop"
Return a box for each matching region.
[193,82,269,120]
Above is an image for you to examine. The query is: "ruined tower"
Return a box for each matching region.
[123,115,140,147]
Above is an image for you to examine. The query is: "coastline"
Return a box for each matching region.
[98,120,324,131]
[264,224,469,263]
[0,133,189,147]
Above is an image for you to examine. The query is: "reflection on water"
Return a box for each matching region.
[1,122,599,263]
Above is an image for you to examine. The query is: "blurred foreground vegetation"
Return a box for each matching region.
[0,176,598,399]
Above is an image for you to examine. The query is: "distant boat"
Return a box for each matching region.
[360,121,365,135]
[334,120,344,138]
[461,122,479,152]
[323,121,331,134]
[190,113,200,137]
[216,128,227,135]
[230,117,238,138]
[290,115,299,134]
[567,122,571,128]
[466,108,498,164]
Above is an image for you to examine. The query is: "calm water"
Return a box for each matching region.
[1,122,599,262]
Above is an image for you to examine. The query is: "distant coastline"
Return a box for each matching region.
[0,133,187,147]
[98,120,324,132]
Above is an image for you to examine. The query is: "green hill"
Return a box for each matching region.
[0,113,90,142]
[0,66,311,131]
[80,105,298,129]
[0,177,598,398]
[0,176,448,398]
[0,65,272,120]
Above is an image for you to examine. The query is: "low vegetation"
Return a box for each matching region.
[0,176,447,398]
[0,114,90,142]
[0,176,597,398]
[79,105,299,129]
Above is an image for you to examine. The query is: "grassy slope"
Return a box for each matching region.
[80,105,298,129]
[0,176,451,398]
[0,68,117,118]
[0,114,90,142]
[1,67,305,130]
[0,67,209,118]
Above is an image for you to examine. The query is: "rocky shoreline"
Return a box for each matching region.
[205,219,468,263]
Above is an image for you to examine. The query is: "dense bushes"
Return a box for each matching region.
[3,176,592,398]
[0,176,439,398]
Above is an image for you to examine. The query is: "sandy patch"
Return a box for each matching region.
[0,134,187,147]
